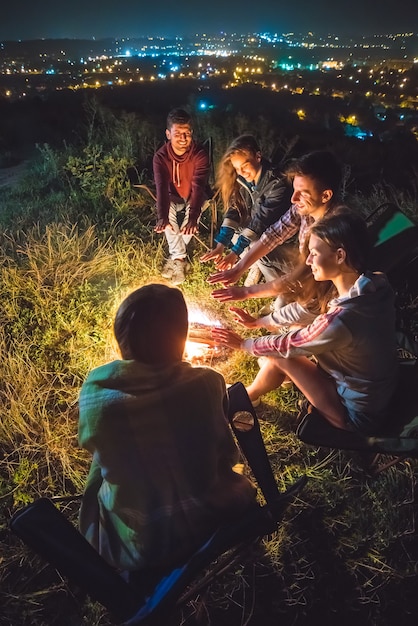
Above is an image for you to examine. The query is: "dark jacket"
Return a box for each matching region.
[215,158,292,255]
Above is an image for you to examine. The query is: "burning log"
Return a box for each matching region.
[188,322,217,347]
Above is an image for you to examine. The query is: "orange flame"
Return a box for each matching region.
[185,305,221,363]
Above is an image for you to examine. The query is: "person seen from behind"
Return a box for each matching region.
[78,283,256,576]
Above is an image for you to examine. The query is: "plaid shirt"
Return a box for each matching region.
[259,204,313,253]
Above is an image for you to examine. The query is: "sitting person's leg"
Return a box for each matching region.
[247,355,348,430]
[164,202,188,261]
[256,240,298,282]
[246,358,287,403]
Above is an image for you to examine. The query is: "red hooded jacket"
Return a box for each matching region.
[153,141,210,220]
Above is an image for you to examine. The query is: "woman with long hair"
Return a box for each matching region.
[201,134,293,281]
[212,210,399,434]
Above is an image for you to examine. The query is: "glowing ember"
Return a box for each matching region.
[185,339,211,362]
[185,305,223,364]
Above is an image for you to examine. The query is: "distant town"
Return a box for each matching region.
[1,31,417,141]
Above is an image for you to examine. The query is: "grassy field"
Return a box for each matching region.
[1,107,418,625]
[1,224,417,626]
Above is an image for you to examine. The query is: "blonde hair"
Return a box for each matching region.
[216,135,261,222]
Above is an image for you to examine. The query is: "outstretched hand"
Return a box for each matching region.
[229,307,259,328]
[215,251,239,271]
[211,326,244,350]
[181,217,199,235]
[200,242,225,263]
[207,264,245,286]
[154,218,172,233]
[211,286,248,302]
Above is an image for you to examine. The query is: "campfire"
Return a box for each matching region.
[185,306,225,364]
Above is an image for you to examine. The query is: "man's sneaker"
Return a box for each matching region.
[244,265,262,287]
[161,259,175,279]
[171,259,188,285]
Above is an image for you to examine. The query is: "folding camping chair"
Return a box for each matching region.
[367,202,418,296]
[294,203,418,472]
[296,361,418,474]
[10,382,307,625]
[367,202,418,274]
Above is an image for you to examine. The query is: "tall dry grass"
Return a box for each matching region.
[0,218,416,626]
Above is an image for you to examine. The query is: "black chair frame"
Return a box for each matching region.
[10,382,306,625]
[296,362,418,474]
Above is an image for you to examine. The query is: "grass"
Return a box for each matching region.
[0,220,417,626]
[0,110,418,625]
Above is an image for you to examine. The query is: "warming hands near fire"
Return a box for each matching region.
[211,286,249,302]
[211,326,244,351]
[213,251,239,271]
[200,242,227,264]
[228,307,260,328]
[201,246,239,271]
[206,264,245,286]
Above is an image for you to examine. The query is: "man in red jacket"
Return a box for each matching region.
[153,108,211,284]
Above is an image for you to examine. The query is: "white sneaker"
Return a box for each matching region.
[171,259,188,285]
[161,259,175,279]
[244,265,262,287]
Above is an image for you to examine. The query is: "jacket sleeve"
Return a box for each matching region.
[78,381,100,454]
[214,179,247,249]
[215,205,242,247]
[230,175,292,256]
[242,307,352,359]
[261,301,319,329]
[247,173,293,238]
[214,225,236,247]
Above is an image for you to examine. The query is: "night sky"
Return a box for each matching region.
[1,0,417,41]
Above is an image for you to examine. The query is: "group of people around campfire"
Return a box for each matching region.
[77,107,400,581]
